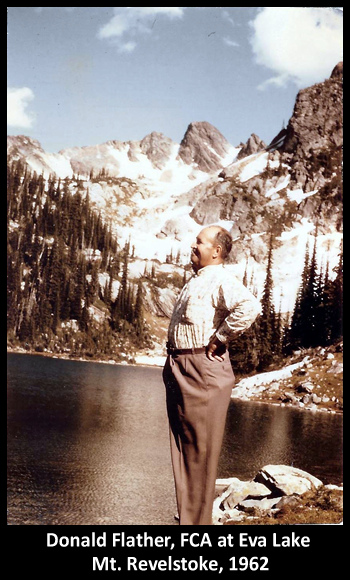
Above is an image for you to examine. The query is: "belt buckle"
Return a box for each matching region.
[167,344,175,355]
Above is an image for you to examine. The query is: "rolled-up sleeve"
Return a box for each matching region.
[215,280,261,344]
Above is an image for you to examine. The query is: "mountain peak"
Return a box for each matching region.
[282,61,343,191]
[140,131,174,169]
[7,134,45,155]
[331,61,343,80]
[178,121,233,172]
[236,133,266,160]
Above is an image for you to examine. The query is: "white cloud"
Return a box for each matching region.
[7,87,35,128]
[223,37,239,48]
[35,7,75,12]
[97,13,129,40]
[249,7,343,89]
[222,10,235,27]
[118,41,137,54]
[97,6,186,51]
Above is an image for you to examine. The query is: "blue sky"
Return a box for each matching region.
[7,7,343,153]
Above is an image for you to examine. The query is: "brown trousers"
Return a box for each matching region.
[163,350,235,525]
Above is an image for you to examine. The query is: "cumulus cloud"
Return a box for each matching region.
[97,6,186,52]
[249,7,343,89]
[7,87,35,128]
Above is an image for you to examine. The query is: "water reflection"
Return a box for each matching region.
[7,353,342,525]
[219,399,343,485]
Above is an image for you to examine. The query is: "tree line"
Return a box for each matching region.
[229,232,343,375]
[7,159,342,371]
[7,160,149,360]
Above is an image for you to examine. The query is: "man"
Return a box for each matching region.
[163,225,261,525]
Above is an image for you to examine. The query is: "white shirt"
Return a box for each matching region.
[167,263,261,349]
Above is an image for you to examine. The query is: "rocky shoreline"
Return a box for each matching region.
[213,464,343,525]
[231,343,343,415]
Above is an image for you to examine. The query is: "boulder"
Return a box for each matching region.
[254,464,323,496]
[217,477,271,511]
[213,465,325,525]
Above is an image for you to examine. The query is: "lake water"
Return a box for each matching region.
[7,352,343,526]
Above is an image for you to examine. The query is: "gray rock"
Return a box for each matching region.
[254,464,323,496]
[219,478,271,511]
[236,133,266,160]
[237,496,280,515]
[178,121,232,173]
[273,494,302,510]
[212,466,341,525]
[296,382,314,393]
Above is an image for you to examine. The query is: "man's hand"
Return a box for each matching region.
[206,336,226,361]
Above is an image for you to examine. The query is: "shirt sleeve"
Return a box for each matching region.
[214,277,261,344]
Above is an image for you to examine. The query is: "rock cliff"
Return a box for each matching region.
[178,121,234,172]
[282,61,343,210]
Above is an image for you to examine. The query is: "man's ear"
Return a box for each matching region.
[213,244,222,258]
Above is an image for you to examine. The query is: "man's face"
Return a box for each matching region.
[190,227,219,272]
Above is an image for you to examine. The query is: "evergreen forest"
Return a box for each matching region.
[7,160,343,373]
[7,160,151,362]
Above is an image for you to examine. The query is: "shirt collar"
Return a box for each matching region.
[196,263,224,276]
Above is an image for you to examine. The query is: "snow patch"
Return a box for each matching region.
[239,152,269,182]
[265,175,290,198]
[286,188,318,203]
[232,359,310,398]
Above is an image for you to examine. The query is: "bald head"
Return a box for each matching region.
[190,225,232,272]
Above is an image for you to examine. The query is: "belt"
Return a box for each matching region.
[166,345,207,356]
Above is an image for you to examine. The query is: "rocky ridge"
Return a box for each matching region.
[283,62,343,166]
[7,121,237,182]
[236,132,266,160]
[189,63,342,232]
[7,63,343,316]
[281,61,343,230]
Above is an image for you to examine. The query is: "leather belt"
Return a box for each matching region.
[166,345,207,356]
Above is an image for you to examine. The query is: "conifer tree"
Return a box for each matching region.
[288,230,319,350]
[285,242,309,352]
[313,262,328,345]
[329,248,343,343]
[71,259,85,322]
[18,307,32,343]
[229,321,260,376]
[284,230,343,353]
[7,252,21,334]
[257,233,276,370]
[242,258,249,287]
[119,243,129,315]
[61,271,73,321]
[104,267,114,306]
[87,260,100,306]
[133,278,145,339]
[47,237,63,327]
[302,230,319,347]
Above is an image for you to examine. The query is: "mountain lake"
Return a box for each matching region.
[7,352,343,525]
